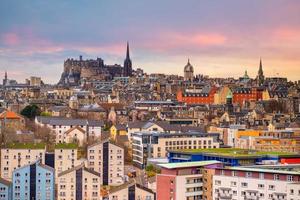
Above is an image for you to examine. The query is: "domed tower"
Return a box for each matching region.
[184,59,194,81]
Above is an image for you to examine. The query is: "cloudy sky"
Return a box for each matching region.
[1,0,300,83]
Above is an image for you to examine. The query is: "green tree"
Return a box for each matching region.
[21,104,41,119]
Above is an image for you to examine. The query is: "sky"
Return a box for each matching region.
[0,0,300,83]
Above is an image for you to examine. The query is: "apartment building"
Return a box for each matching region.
[12,161,55,200]
[57,164,101,200]
[132,132,220,168]
[35,116,103,143]
[0,178,11,200]
[1,143,46,180]
[87,140,124,186]
[54,143,81,178]
[156,161,222,200]
[213,165,300,200]
[103,181,156,200]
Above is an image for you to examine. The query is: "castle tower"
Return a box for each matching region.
[184,59,194,81]
[123,42,132,77]
[257,58,265,86]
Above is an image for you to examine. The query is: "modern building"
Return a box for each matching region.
[132,132,220,168]
[54,143,81,178]
[168,148,300,166]
[213,165,300,200]
[87,140,124,186]
[57,164,101,200]
[156,161,222,200]
[1,143,46,181]
[12,161,55,200]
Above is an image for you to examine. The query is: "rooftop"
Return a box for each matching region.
[55,143,78,149]
[158,160,221,169]
[6,143,46,149]
[172,148,297,158]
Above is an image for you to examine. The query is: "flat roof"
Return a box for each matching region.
[170,148,297,158]
[228,167,300,175]
[158,160,221,169]
[5,143,46,149]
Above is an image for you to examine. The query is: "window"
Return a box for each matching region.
[274,174,279,180]
[287,175,293,182]
[241,182,248,187]
[246,172,252,178]
[259,173,264,179]
[269,185,275,190]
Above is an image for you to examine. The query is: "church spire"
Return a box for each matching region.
[123,41,132,77]
[126,41,130,59]
[257,57,265,86]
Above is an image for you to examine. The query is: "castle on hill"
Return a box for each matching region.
[58,42,133,86]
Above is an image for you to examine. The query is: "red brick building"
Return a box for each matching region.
[232,87,263,106]
[177,86,217,105]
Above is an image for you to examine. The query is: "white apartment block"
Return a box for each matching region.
[87,140,124,186]
[132,132,220,168]
[1,144,46,181]
[57,164,101,200]
[287,182,300,200]
[54,145,82,178]
[35,116,103,144]
[213,167,300,200]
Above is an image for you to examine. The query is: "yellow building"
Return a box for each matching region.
[236,130,262,139]
[214,86,231,105]
[110,124,127,140]
[262,89,270,100]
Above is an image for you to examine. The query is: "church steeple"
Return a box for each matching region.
[123,42,132,77]
[257,58,265,86]
[126,42,130,59]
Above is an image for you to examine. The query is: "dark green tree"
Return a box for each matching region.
[20,104,41,119]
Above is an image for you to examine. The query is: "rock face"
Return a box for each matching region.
[58,56,123,86]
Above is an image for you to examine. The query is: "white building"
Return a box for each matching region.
[213,166,300,200]
[54,144,82,179]
[1,143,46,181]
[132,132,220,168]
[35,116,103,144]
[87,140,124,186]
[57,164,101,200]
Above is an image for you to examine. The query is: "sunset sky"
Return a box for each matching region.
[1,0,300,83]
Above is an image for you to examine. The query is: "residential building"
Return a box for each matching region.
[213,165,300,200]
[12,161,55,200]
[1,143,46,181]
[57,164,101,200]
[0,177,11,200]
[0,110,25,130]
[35,116,103,143]
[54,143,81,178]
[156,161,222,200]
[103,181,156,200]
[132,132,220,168]
[87,140,124,186]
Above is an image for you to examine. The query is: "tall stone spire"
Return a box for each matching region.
[123,42,132,77]
[257,58,265,86]
[126,41,130,59]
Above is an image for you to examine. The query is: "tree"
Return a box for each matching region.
[21,104,41,119]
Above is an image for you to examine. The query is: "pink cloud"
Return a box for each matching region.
[140,31,227,52]
[272,27,300,42]
[1,33,20,46]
